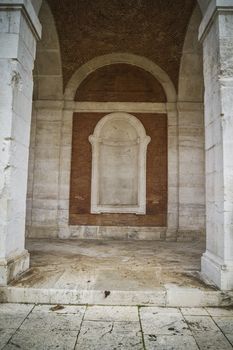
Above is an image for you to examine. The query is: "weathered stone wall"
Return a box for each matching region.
[200,1,233,289]
[26,2,206,241]
[26,0,63,237]
[26,105,62,238]
[0,2,41,284]
[178,6,205,239]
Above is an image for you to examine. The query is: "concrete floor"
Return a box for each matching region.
[1,239,233,306]
[0,303,233,349]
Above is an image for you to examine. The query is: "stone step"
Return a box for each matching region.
[1,285,232,307]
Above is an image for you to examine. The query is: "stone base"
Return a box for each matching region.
[67,226,168,240]
[0,250,30,286]
[1,285,233,307]
[177,229,205,242]
[201,251,233,291]
[28,225,204,242]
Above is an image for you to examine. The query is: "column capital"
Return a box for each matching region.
[199,0,233,42]
[0,0,41,40]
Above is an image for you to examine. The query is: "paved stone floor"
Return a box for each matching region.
[3,239,233,307]
[13,239,208,290]
[0,304,233,349]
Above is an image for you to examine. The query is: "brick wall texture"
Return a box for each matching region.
[70,112,167,226]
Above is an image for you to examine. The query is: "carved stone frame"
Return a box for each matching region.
[89,112,151,214]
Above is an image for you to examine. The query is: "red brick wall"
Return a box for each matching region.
[47,0,195,89]
[75,64,166,102]
[69,113,167,226]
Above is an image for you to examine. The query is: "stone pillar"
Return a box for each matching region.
[0,1,41,285]
[199,0,233,290]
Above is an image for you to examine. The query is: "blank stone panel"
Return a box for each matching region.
[99,144,138,206]
[89,113,150,214]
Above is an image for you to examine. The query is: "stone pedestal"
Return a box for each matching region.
[199,0,233,290]
[0,1,41,285]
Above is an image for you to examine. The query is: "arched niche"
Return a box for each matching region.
[89,112,151,214]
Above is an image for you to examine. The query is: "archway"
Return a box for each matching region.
[59,55,178,239]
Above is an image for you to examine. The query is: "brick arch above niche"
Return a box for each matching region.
[64,53,176,102]
[75,64,166,102]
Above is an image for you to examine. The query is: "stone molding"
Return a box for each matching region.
[0,0,42,39]
[0,250,30,286]
[202,251,233,290]
[34,100,205,113]
[199,0,233,41]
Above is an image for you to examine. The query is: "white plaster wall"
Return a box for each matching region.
[178,6,205,238]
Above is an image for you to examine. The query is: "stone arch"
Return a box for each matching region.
[197,0,210,14]
[64,53,177,102]
[33,0,63,100]
[178,5,204,102]
[31,0,43,14]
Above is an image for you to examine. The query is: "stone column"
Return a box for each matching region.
[0,1,41,285]
[199,0,233,290]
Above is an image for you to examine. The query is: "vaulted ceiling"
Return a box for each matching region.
[46,0,196,89]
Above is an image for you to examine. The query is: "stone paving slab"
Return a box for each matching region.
[0,304,233,350]
[213,317,233,340]
[3,329,78,350]
[140,307,191,336]
[193,331,233,350]
[20,306,85,331]
[32,304,86,315]
[0,330,16,350]
[181,307,209,316]
[226,334,233,347]
[184,315,233,350]
[184,315,220,332]
[0,304,34,329]
[84,306,139,322]
[75,321,143,350]
[206,307,233,317]
[144,334,199,350]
